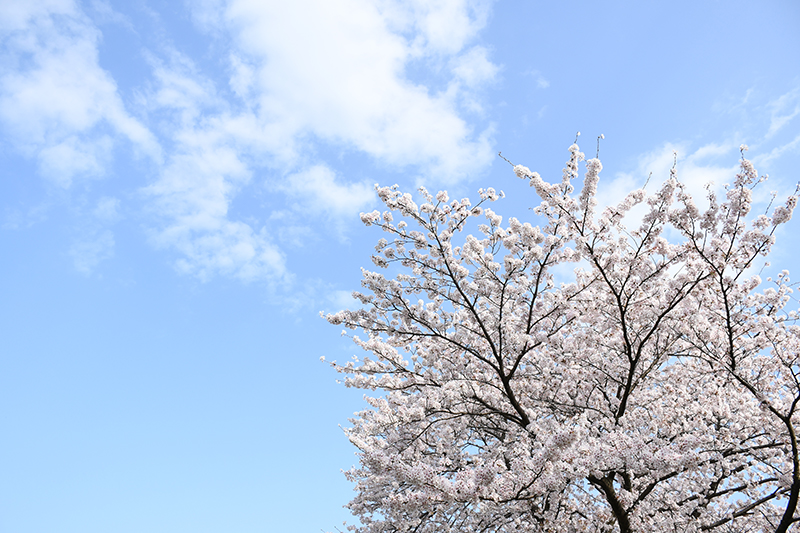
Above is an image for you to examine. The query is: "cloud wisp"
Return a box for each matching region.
[206,0,497,179]
[2,0,499,284]
[0,1,159,188]
[145,0,499,283]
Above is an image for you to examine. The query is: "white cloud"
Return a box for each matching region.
[198,0,496,182]
[753,133,800,171]
[137,50,289,283]
[0,0,72,32]
[68,196,122,274]
[2,0,499,286]
[0,0,159,186]
[674,147,739,199]
[148,158,288,282]
[141,0,498,284]
[765,86,800,140]
[228,53,256,100]
[143,75,287,283]
[143,51,218,122]
[168,220,286,283]
[87,0,133,28]
[94,196,121,222]
[269,165,376,245]
[70,229,114,274]
[327,289,361,313]
[281,165,374,219]
[524,69,549,89]
[451,46,499,88]
[37,135,113,186]
[374,0,492,57]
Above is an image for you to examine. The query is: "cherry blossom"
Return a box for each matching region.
[326,143,800,533]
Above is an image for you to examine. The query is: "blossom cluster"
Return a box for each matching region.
[327,144,800,533]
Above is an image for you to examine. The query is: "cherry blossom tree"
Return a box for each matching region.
[325,141,800,533]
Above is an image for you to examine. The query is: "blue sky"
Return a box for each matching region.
[1,1,799,532]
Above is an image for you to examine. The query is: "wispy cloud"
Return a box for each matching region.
[66,195,123,274]
[598,83,800,218]
[0,1,159,187]
[378,0,492,57]
[451,46,499,87]
[280,165,375,220]
[135,48,285,283]
[765,86,800,140]
[93,196,121,222]
[70,229,115,275]
[2,0,499,288]
[143,116,287,283]
[524,69,549,89]
[193,0,496,181]
[753,134,800,170]
[143,0,498,283]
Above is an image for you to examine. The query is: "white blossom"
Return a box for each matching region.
[327,144,800,533]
